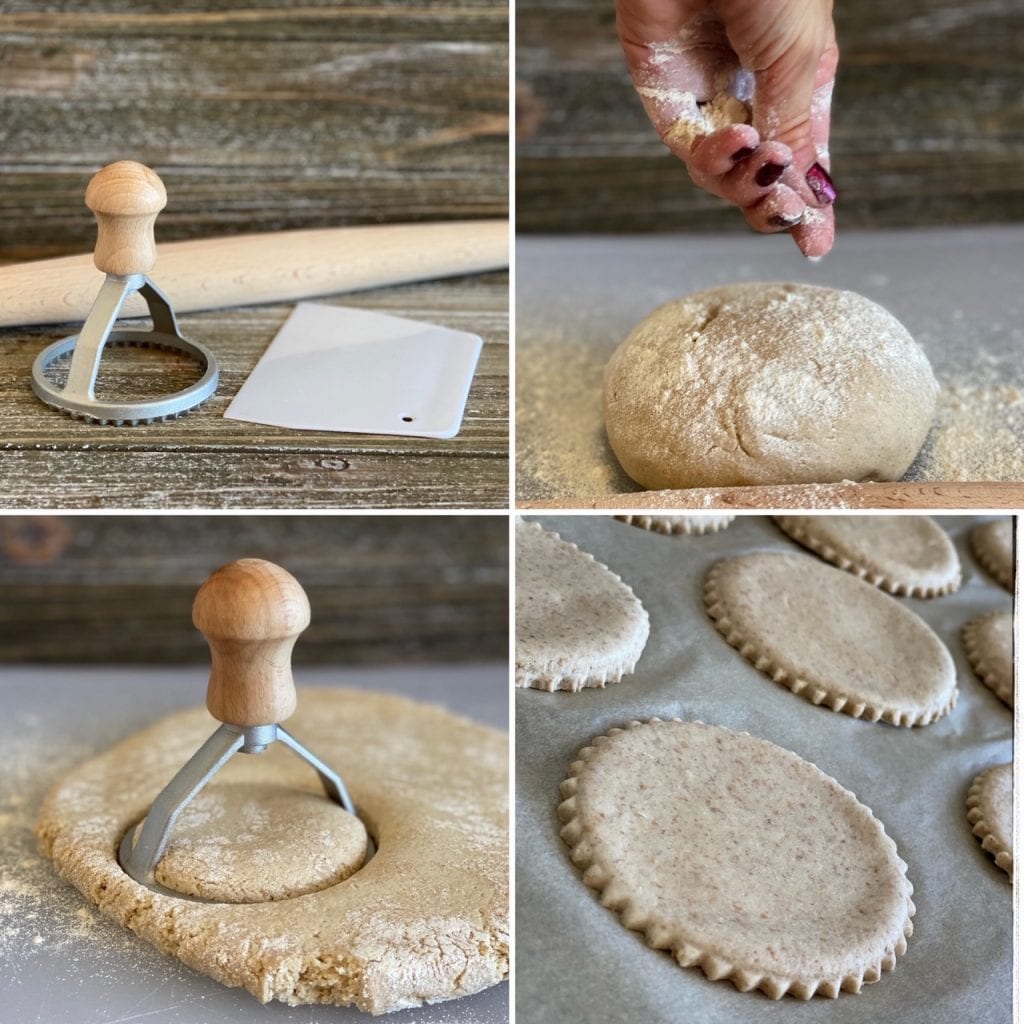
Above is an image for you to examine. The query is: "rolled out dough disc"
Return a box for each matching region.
[516,518,649,692]
[151,782,368,903]
[774,515,960,597]
[37,689,508,1013]
[704,552,958,726]
[971,520,1015,592]
[558,719,915,999]
[962,611,1014,709]
[615,515,735,535]
[966,764,1013,882]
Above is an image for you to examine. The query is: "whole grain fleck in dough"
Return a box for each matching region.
[603,283,937,490]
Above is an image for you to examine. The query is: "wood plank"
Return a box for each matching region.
[521,482,1024,510]
[0,1,508,258]
[516,0,1024,231]
[0,514,508,662]
[0,272,508,508]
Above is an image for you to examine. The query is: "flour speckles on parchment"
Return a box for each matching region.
[0,718,137,974]
[518,321,1024,501]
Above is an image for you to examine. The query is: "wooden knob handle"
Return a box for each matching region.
[192,558,310,727]
[85,161,167,277]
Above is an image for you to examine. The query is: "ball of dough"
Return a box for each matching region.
[603,283,938,489]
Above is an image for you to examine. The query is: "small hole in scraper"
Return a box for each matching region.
[402,416,414,422]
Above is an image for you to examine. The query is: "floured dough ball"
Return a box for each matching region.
[603,283,938,489]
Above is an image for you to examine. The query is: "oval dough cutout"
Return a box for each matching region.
[559,720,915,999]
[603,283,937,490]
[775,515,960,597]
[971,519,1014,592]
[516,518,649,692]
[615,514,734,535]
[705,552,957,726]
[967,764,1013,882]
[963,611,1013,709]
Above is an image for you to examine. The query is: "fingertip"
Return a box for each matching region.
[792,210,835,258]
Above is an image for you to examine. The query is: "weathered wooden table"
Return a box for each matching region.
[0,268,508,508]
[0,0,509,509]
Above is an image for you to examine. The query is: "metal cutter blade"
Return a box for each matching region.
[31,273,219,425]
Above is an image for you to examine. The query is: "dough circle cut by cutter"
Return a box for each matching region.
[31,161,219,425]
[118,558,367,901]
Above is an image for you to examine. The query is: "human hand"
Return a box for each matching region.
[617,0,839,257]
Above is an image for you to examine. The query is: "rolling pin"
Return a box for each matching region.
[0,219,508,328]
[520,481,1024,510]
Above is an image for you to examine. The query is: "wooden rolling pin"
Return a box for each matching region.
[520,482,1024,510]
[0,173,507,328]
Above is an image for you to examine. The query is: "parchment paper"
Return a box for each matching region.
[515,228,1024,502]
[515,515,1013,1024]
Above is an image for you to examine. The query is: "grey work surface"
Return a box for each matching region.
[515,227,1024,502]
[515,515,1013,1024]
[0,662,508,1024]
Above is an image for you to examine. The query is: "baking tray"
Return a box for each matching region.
[515,227,1024,505]
[0,663,508,1024]
[515,515,1013,1024]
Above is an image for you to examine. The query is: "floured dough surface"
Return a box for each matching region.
[558,719,915,999]
[971,519,1014,592]
[615,514,734,535]
[603,283,937,490]
[963,611,1014,708]
[152,783,368,903]
[516,518,649,691]
[705,552,958,725]
[37,689,508,1013]
[775,515,960,597]
[967,764,1013,882]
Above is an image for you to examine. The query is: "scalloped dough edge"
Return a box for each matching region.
[614,515,735,536]
[703,562,958,727]
[962,612,1013,709]
[967,766,1014,882]
[557,718,916,999]
[515,521,649,692]
[773,517,961,598]
[971,522,1014,591]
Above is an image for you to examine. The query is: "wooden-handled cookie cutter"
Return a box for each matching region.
[31,161,219,425]
[118,559,366,899]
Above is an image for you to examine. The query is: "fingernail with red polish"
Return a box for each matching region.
[730,146,755,162]
[806,163,837,204]
[755,162,786,187]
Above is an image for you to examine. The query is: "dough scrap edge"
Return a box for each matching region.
[556,718,916,1000]
[702,563,958,727]
[516,520,650,693]
[966,767,1014,883]
[773,517,961,598]
[971,528,1014,590]
[36,803,509,1015]
[614,515,735,536]
[962,612,1013,708]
